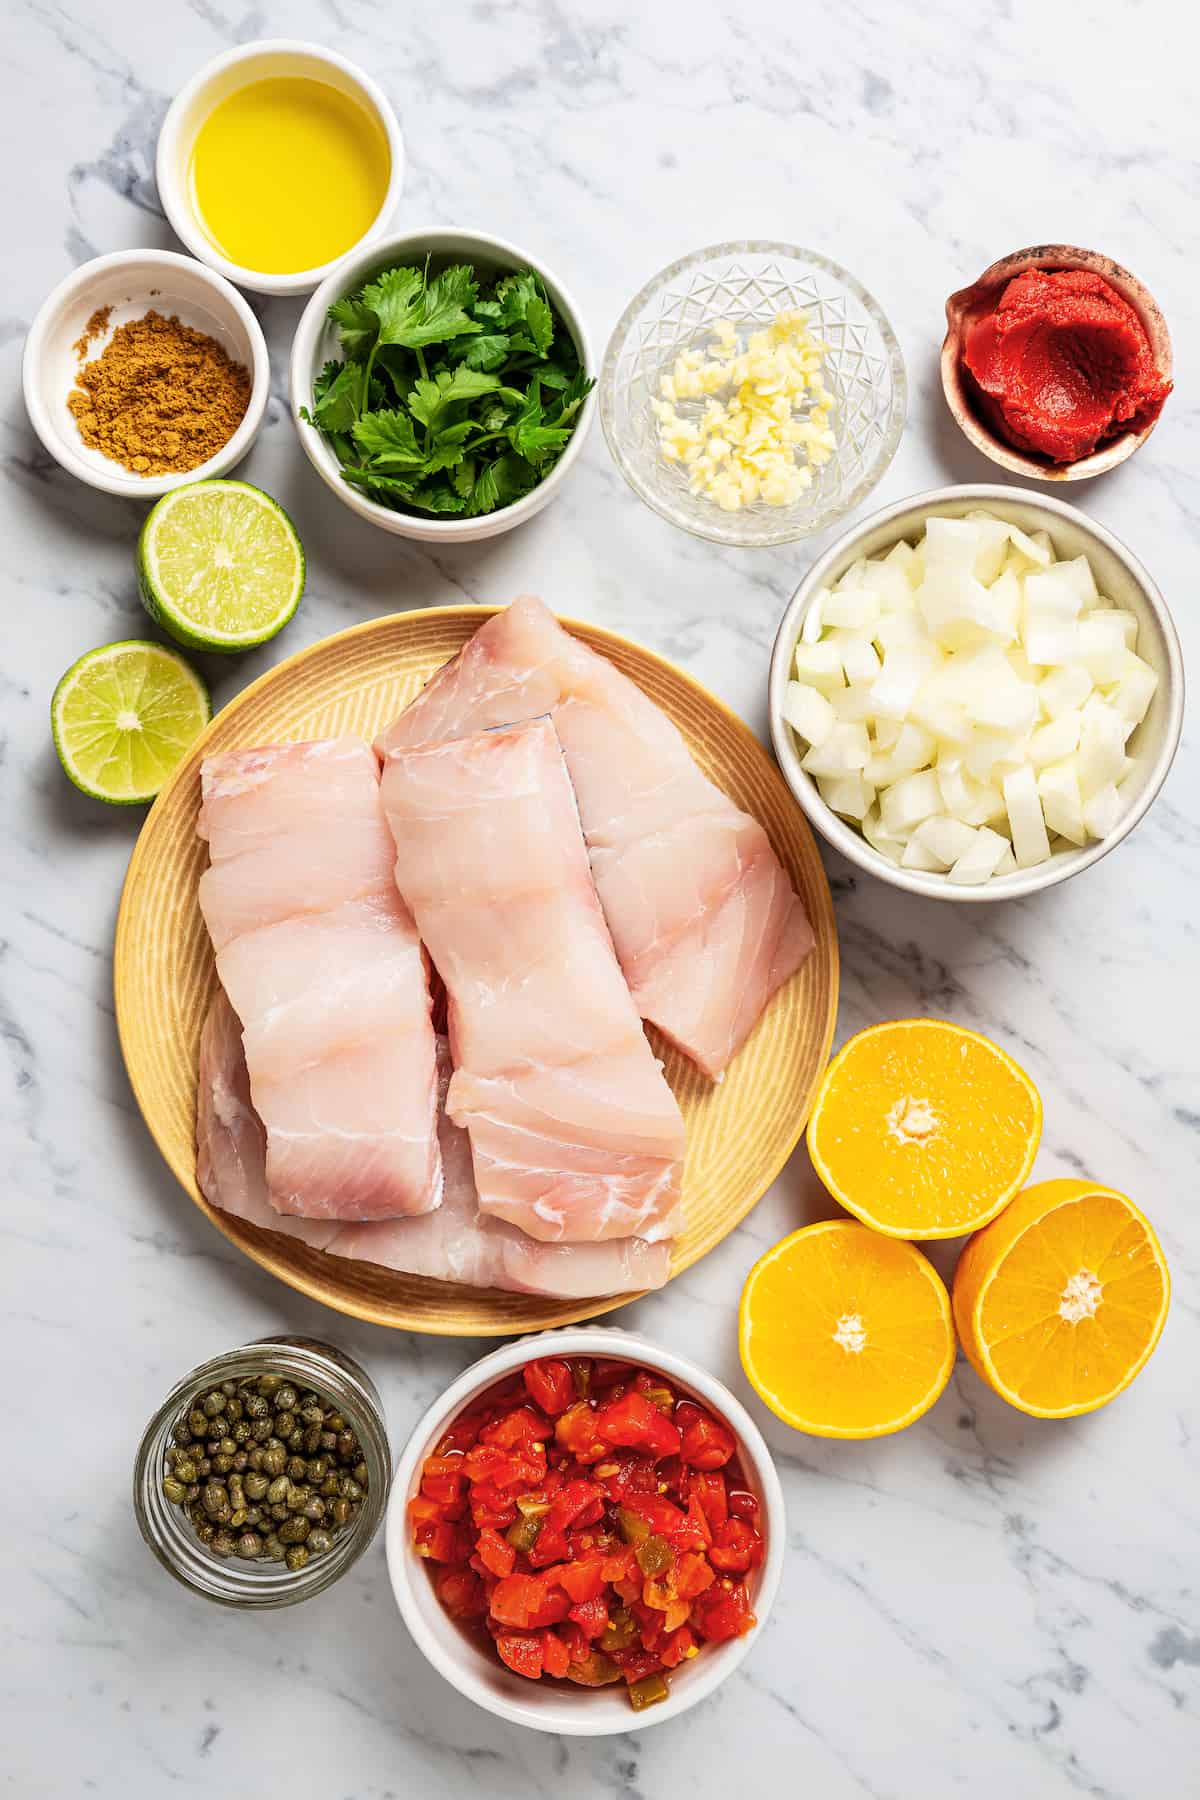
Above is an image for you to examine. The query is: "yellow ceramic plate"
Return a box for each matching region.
[115,607,839,1334]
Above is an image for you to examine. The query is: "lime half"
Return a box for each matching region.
[137,479,305,653]
[51,640,211,805]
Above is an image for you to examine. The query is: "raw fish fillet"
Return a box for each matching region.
[196,990,670,1297]
[376,594,813,1076]
[197,737,440,1222]
[381,716,686,1243]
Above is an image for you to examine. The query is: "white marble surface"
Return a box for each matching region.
[3,1,1198,1793]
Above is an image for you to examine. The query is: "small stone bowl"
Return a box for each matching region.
[940,244,1172,483]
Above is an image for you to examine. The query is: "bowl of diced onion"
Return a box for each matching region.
[600,242,906,548]
[768,486,1183,900]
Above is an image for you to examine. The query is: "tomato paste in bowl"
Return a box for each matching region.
[387,1327,784,1735]
[941,245,1173,481]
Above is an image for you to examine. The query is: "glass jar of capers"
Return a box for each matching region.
[133,1337,389,1607]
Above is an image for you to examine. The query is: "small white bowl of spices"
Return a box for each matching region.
[22,248,269,499]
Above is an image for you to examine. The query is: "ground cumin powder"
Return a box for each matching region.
[68,309,252,476]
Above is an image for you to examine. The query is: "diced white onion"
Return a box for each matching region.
[948,826,1011,885]
[783,681,836,747]
[1003,765,1051,867]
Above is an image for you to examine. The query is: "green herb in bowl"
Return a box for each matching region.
[302,260,593,518]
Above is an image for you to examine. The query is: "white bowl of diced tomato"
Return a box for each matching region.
[386,1328,786,1734]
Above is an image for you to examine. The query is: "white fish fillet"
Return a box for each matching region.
[197,737,440,1221]
[375,594,814,1076]
[381,716,686,1244]
[196,990,670,1298]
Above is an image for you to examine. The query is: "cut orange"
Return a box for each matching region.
[739,1220,956,1438]
[953,1177,1170,1419]
[806,1019,1042,1239]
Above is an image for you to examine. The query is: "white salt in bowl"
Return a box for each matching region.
[386,1327,785,1735]
[768,485,1184,902]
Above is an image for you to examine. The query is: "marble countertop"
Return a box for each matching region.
[3,1,1197,1794]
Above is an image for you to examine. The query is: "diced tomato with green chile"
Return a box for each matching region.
[413,1356,765,1711]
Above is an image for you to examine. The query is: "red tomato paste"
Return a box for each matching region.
[411,1355,764,1711]
[962,268,1171,464]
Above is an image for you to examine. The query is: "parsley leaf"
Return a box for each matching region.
[351,410,425,464]
[409,366,503,433]
[463,332,512,371]
[308,361,363,433]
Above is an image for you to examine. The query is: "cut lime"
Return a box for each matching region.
[137,479,305,653]
[51,640,211,805]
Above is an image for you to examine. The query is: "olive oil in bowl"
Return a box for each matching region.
[189,76,391,276]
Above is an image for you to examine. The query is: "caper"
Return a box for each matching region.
[202,1482,227,1517]
[264,1535,287,1562]
[212,1453,234,1475]
[307,1529,333,1555]
[244,1393,270,1420]
[194,1520,216,1546]
[278,1517,309,1545]
[220,1379,237,1398]
[300,1402,324,1427]
[306,1456,329,1483]
[274,1411,296,1439]
[218,1436,236,1457]
[303,1424,323,1455]
[188,1408,208,1436]
[202,1391,225,1418]
[286,1484,309,1513]
[210,1417,229,1441]
[274,1385,298,1413]
[229,1507,248,1529]
[320,1430,338,1452]
[173,1422,193,1446]
[353,1462,369,1487]
[336,1432,357,1463]
[232,1450,249,1473]
[327,1412,346,1433]
[270,1502,289,1523]
[211,1529,236,1557]
[225,1396,244,1423]
[185,1485,200,1504]
[286,1456,308,1482]
[302,1496,326,1524]
[162,1475,186,1505]
[243,1506,263,1528]
[320,1475,341,1499]
[330,1497,351,1527]
[257,1373,283,1396]
[195,1457,212,1479]
[232,1420,251,1445]
[173,1457,197,1485]
[236,1531,263,1560]
[244,1472,269,1502]
[341,1478,363,1503]
[261,1446,287,1477]
[285,1545,309,1572]
[267,1475,290,1505]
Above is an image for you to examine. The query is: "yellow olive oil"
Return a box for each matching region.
[189,76,391,275]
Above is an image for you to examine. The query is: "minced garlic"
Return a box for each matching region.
[652,310,836,511]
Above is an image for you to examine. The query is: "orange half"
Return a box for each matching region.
[806,1019,1042,1239]
[952,1177,1170,1418]
[739,1220,956,1438]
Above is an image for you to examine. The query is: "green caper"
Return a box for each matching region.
[257,1373,283,1396]
[185,1485,200,1504]
[194,1520,216,1546]
[195,1457,212,1478]
[236,1531,263,1560]
[173,1421,194,1446]
[229,1507,248,1529]
[225,1396,243,1423]
[211,1529,236,1557]
[210,1417,230,1441]
[336,1432,357,1463]
[300,1402,324,1427]
[188,1407,209,1436]
[202,1482,227,1517]
[270,1502,289,1523]
[244,1393,270,1420]
[326,1412,346,1433]
[307,1528,333,1555]
[285,1545,309,1572]
[250,1418,272,1443]
[218,1436,236,1457]
[303,1424,323,1455]
[286,1456,308,1481]
[306,1456,329,1483]
[264,1535,287,1562]
[267,1476,290,1505]
[285,1484,309,1513]
[232,1419,251,1444]
[173,1457,197,1485]
[220,1379,237,1398]
[274,1385,298,1413]
[232,1451,249,1473]
[244,1472,269,1502]
[202,1391,225,1418]
[301,1496,326,1523]
[162,1475,186,1505]
[274,1411,296,1439]
[243,1506,263,1528]
[341,1478,363,1503]
[353,1462,369,1487]
[278,1517,309,1545]
[320,1475,341,1499]
[212,1453,234,1475]
[330,1497,351,1527]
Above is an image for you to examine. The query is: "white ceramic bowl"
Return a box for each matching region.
[22,249,269,499]
[156,39,404,297]
[769,485,1184,902]
[386,1327,785,1735]
[290,227,597,544]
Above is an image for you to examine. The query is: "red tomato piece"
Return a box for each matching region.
[554,1401,607,1463]
[596,1391,682,1459]
[558,1557,606,1604]
[541,1629,572,1679]
[693,1578,756,1642]
[490,1573,571,1630]
[481,1406,551,1453]
[407,1493,446,1527]
[678,1407,736,1471]
[436,1566,488,1619]
[412,1517,466,1563]
[568,1593,610,1639]
[476,1525,517,1579]
[618,1490,688,1539]
[523,1358,576,1417]
[709,1517,765,1575]
[689,1470,729,1530]
[495,1630,544,1679]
